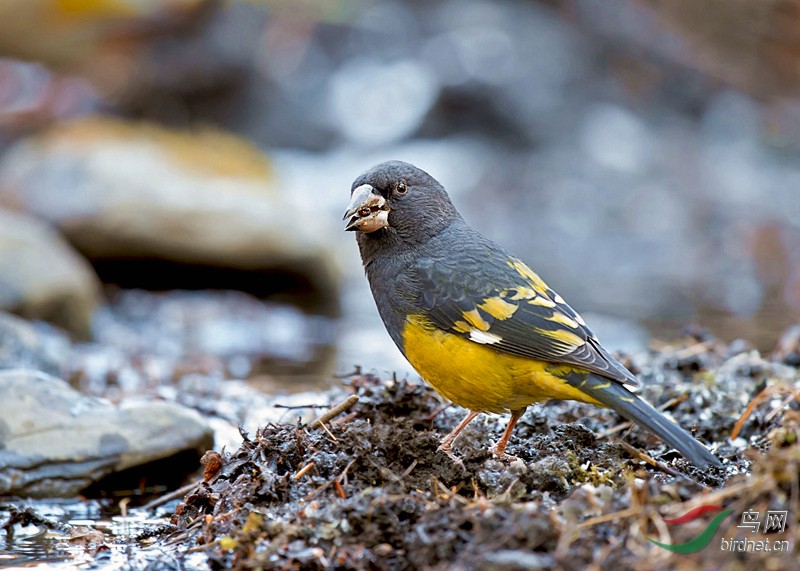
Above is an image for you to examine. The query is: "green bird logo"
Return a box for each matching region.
[648,505,733,553]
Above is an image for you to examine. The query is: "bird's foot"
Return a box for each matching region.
[489,447,520,463]
[437,443,465,470]
[490,408,525,463]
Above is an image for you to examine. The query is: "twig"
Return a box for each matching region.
[598,420,634,439]
[141,480,201,511]
[576,506,643,529]
[672,341,713,360]
[338,458,357,485]
[274,403,328,410]
[334,480,346,499]
[670,475,774,514]
[432,479,467,504]
[301,458,357,503]
[497,478,521,503]
[185,540,217,554]
[293,462,315,480]
[310,395,359,429]
[318,418,339,443]
[765,390,800,423]
[731,386,785,440]
[400,459,418,479]
[331,411,359,426]
[333,366,362,379]
[618,442,708,488]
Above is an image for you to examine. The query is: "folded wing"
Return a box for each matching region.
[416,255,641,390]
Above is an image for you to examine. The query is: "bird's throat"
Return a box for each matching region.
[356,227,403,269]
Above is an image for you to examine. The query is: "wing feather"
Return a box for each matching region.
[415,255,641,389]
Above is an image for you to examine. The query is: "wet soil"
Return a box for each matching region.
[157,330,798,570]
[3,325,800,570]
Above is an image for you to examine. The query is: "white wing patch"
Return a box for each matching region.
[469,329,502,344]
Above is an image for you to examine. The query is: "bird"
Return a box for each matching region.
[343,160,720,469]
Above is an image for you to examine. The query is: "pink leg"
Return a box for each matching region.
[437,410,479,461]
[490,407,526,461]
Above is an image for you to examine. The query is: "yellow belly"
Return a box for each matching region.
[402,314,602,413]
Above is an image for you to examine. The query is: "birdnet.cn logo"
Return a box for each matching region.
[646,505,790,553]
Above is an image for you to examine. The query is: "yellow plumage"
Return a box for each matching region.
[403,314,602,414]
[346,160,720,466]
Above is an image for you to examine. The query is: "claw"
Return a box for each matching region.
[437,442,466,470]
[489,446,520,463]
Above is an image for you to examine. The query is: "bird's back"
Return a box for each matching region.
[368,220,639,389]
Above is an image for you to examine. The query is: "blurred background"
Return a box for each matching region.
[1,0,799,389]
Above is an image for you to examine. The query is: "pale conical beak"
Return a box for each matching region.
[343,184,390,232]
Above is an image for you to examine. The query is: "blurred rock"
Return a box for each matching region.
[0,369,214,498]
[0,115,341,313]
[0,58,99,139]
[0,311,70,377]
[0,208,100,338]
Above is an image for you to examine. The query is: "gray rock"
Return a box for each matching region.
[0,116,341,313]
[0,208,100,338]
[0,369,214,498]
[0,311,70,376]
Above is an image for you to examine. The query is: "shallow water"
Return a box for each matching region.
[1,500,144,569]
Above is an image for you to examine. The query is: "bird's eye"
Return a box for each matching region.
[395,180,408,195]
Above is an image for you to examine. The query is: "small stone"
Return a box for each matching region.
[0,369,213,498]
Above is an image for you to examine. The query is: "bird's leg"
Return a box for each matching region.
[437,410,479,463]
[490,407,527,461]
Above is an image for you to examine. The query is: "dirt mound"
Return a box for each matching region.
[165,331,799,569]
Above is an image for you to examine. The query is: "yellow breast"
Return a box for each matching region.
[402,314,602,413]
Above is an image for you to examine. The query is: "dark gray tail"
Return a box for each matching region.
[577,375,720,468]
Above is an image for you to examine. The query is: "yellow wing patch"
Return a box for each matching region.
[527,296,556,308]
[478,296,518,320]
[461,308,490,331]
[536,328,585,349]
[507,286,538,300]
[506,287,557,309]
[546,311,579,329]
[508,259,550,292]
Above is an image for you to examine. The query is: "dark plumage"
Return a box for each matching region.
[344,160,720,468]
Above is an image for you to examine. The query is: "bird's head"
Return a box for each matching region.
[343,161,459,245]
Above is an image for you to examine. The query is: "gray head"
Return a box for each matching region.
[343,161,460,249]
